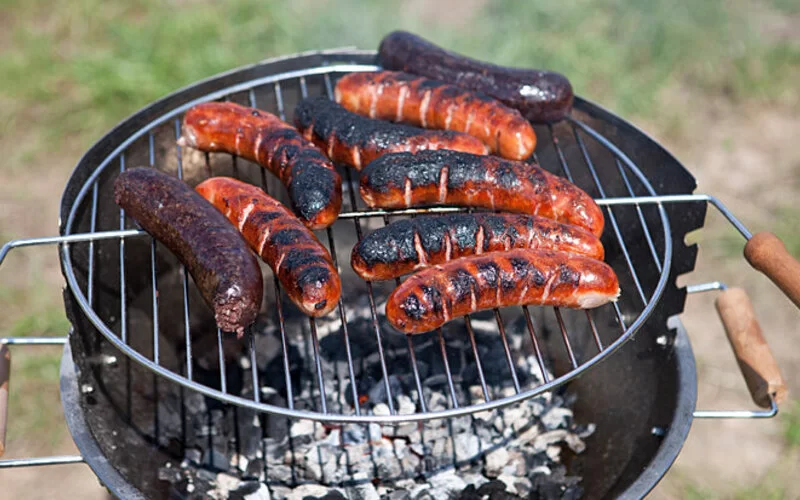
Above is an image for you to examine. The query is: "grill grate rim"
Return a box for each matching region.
[58,59,673,424]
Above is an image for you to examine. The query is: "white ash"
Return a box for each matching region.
[155,300,594,499]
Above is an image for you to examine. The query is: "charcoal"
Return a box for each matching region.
[478,480,508,496]
[152,298,594,500]
[368,375,405,406]
[489,490,518,500]
[319,491,347,500]
[457,485,481,500]
[241,483,272,500]
[388,489,413,500]
[348,481,381,500]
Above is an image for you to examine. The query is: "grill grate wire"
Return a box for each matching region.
[57,63,673,424]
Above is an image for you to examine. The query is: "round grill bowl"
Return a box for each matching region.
[57,50,706,499]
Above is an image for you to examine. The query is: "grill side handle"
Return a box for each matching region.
[744,231,800,311]
[715,287,787,408]
[0,344,8,457]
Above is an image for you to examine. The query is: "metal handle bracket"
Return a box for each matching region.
[687,282,785,419]
[0,337,83,468]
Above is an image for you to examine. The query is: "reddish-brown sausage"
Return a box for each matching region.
[196,177,340,317]
[351,213,604,281]
[378,31,573,123]
[359,150,605,237]
[114,168,263,336]
[386,249,620,334]
[335,71,536,160]
[179,102,342,229]
[293,97,488,170]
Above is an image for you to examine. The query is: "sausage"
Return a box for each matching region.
[293,97,488,170]
[359,150,604,237]
[195,177,340,317]
[352,213,604,281]
[334,71,536,160]
[386,249,620,334]
[378,31,573,123]
[114,168,263,336]
[179,102,342,229]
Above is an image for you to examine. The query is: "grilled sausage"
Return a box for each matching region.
[196,177,340,317]
[378,31,573,123]
[114,168,263,336]
[179,102,342,229]
[359,150,604,237]
[386,249,620,334]
[334,71,536,160]
[352,213,603,281]
[293,97,488,170]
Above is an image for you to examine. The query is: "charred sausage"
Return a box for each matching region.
[378,31,573,123]
[334,71,536,160]
[195,177,340,317]
[293,97,488,170]
[386,249,620,334]
[114,168,263,336]
[352,213,603,281]
[359,150,604,237]
[179,102,342,229]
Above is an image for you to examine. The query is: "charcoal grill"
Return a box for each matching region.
[0,49,794,499]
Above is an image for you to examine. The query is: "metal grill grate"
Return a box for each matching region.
[56,60,673,424]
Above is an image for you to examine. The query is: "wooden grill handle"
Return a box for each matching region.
[744,231,800,310]
[0,344,9,457]
[715,287,787,408]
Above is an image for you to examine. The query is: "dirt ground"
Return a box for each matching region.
[648,103,800,498]
[0,36,798,499]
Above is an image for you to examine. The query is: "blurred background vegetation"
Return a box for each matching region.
[1,0,798,497]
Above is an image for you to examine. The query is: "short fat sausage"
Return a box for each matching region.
[335,71,536,160]
[359,150,604,237]
[352,213,604,281]
[114,168,263,336]
[386,249,620,334]
[293,97,488,170]
[196,177,340,317]
[179,102,342,229]
[378,31,573,123]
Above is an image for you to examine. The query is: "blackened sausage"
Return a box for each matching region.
[386,249,620,334]
[378,31,573,123]
[196,177,340,317]
[114,168,263,336]
[179,102,342,229]
[359,150,604,237]
[293,97,488,170]
[352,213,604,280]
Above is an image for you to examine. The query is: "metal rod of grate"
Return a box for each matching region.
[54,61,674,423]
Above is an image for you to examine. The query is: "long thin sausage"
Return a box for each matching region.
[179,102,342,229]
[378,31,573,123]
[293,97,488,170]
[352,213,604,281]
[196,177,340,317]
[359,150,604,237]
[335,71,536,160]
[114,168,263,336]
[386,249,620,334]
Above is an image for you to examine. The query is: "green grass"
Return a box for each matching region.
[6,349,66,450]
[1,0,798,172]
[771,0,800,14]
[0,0,798,486]
[784,400,800,448]
[0,266,69,338]
[8,308,70,338]
[732,470,787,500]
[702,201,800,262]
[685,482,718,500]
[774,206,800,259]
